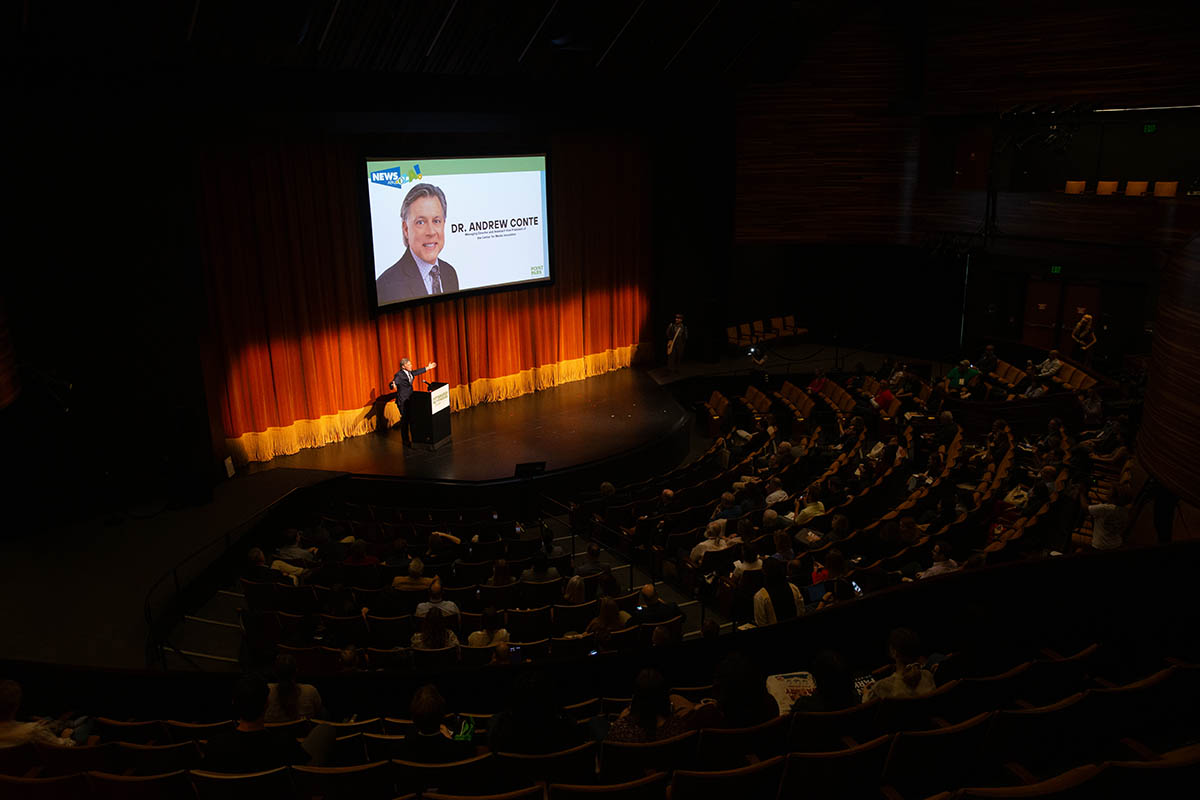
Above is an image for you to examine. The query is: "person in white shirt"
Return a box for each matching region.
[764,477,789,507]
[690,519,740,565]
[1032,350,1062,379]
[732,541,764,582]
[866,628,936,701]
[1084,484,1133,550]
[916,542,959,579]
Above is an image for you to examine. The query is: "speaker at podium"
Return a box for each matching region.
[408,381,452,450]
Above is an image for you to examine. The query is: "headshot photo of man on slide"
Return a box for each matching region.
[375,183,460,304]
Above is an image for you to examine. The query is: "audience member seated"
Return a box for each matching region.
[1077,388,1103,426]
[807,368,828,395]
[1031,349,1063,379]
[917,542,959,579]
[732,540,763,582]
[424,530,464,563]
[871,379,898,409]
[562,575,587,604]
[405,684,474,763]
[596,565,621,598]
[865,628,936,701]
[946,360,979,392]
[393,557,434,590]
[203,676,333,772]
[605,668,693,743]
[586,596,632,644]
[764,477,788,506]
[690,653,780,727]
[771,530,796,563]
[246,546,305,585]
[265,654,324,723]
[1022,377,1052,399]
[1081,415,1127,455]
[930,411,957,449]
[411,607,459,650]
[485,559,514,587]
[415,578,460,618]
[343,539,380,567]
[276,528,319,563]
[1021,466,1059,516]
[977,344,998,375]
[574,543,606,576]
[792,486,826,527]
[541,529,565,559]
[826,513,851,543]
[794,650,860,712]
[710,491,742,522]
[521,551,561,582]
[690,520,740,567]
[754,558,804,626]
[1084,483,1133,551]
[488,670,582,754]
[0,680,80,748]
[467,608,509,647]
[632,584,683,626]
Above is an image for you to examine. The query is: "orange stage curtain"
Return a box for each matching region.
[198,133,652,464]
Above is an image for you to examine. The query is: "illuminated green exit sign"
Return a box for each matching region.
[1049,265,1063,275]
[1143,123,1157,134]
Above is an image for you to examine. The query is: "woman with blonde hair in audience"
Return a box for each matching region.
[562,575,587,605]
[467,608,510,647]
[585,596,631,645]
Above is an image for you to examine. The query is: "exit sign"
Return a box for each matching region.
[1143,123,1157,134]
[1049,265,1063,275]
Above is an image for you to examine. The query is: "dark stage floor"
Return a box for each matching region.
[247,368,689,482]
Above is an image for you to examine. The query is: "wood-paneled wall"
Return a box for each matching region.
[1139,237,1200,507]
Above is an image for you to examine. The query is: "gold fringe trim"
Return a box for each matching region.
[227,343,646,465]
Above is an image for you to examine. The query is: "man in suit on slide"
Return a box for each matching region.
[391,357,437,444]
[375,183,461,305]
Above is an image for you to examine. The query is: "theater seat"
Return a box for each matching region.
[190,766,294,800]
[549,770,668,800]
[778,734,891,800]
[1063,180,1085,194]
[87,769,193,800]
[290,760,395,800]
[495,741,597,785]
[1153,180,1178,197]
[0,772,90,800]
[665,755,784,800]
[1124,180,1148,196]
[1096,180,1118,195]
[602,730,698,782]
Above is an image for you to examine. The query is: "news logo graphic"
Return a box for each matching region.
[370,164,423,189]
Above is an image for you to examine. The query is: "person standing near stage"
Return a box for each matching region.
[391,357,436,444]
[665,313,688,372]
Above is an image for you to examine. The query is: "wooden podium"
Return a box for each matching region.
[408,381,452,450]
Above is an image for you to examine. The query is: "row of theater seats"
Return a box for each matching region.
[986,358,1097,394]
[4,651,1196,798]
[1063,179,1179,197]
[725,315,807,349]
[241,572,608,617]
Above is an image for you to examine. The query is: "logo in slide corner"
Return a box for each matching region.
[370,164,423,188]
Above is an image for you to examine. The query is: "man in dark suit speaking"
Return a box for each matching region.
[391,357,437,443]
[376,183,461,305]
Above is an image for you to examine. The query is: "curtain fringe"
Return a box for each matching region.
[227,343,646,464]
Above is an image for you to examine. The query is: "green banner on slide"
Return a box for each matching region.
[366,156,545,178]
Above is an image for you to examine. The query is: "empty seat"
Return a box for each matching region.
[1063,180,1085,194]
[777,734,891,800]
[94,718,166,745]
[164,719,235,743]
[87,769,194,800]
[788,699,880,751]
[602,730,698,782]
[549,770,668,800]
[37,742,121,776]
[426,787,544,800]
[1095,180,1118,195]
[392,753,500,796]
[412,645,460,672]
[190,767,294,800]
[880,711,993,799]
[496,741,597,785]
[666,755,785,800]
[948,762,1102,798]
[0,772,90,800]
[695,715,788,770]
[1153,180,1178,197]
[116,741,202,775]
[1124,180,1148,196]
[290,760,395,800]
